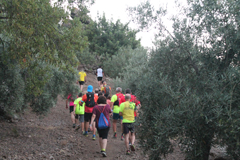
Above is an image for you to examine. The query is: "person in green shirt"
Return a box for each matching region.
[110,87,124,139]
[119,94,136,155]
[74,92,85,133]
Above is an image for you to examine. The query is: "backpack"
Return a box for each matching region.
[104,85,110,95]
[97,106,109,129]
[113,93,124,106]
[85,93,95,107]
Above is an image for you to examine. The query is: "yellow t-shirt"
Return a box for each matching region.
[78,71,86,81]
[119,101,135,123]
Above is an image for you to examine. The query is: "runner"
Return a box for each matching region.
[90,95,112,157]
[95,88,99,96]
[120,88,141,120]
[119,94,136,155]
[96,66,104,88]
[78,69,87,91]
[74,92,85,133]
[101,80,111,98]
[66,94,77,128]
[110,87,124,140]
[80,85,98,140]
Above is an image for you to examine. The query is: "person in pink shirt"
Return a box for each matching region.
[66,94,77,128]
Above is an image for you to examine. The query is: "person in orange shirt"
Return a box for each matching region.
[80,85,98,139]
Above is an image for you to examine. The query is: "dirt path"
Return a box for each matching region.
[0,72,226,160]
[0,73,147,160]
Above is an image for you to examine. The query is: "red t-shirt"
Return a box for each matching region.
[120,95,140,117]
[82,93,98,113]
[92,104,112,129]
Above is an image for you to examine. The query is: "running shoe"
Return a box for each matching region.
[113,133,117,138]
[83,132,88,137]
[101,151,107,157]
[72,123,76,128]
[126,150,131,155]
[121,135,124,141]
[130,144,135,151]
[92,135,96,140]
[75,125,80,130]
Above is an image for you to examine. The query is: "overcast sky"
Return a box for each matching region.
[89,0,187,48]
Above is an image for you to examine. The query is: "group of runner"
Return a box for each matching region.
[66,66,141,157]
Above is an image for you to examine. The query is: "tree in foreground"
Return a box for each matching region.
[0,0,88,115]
[117,0,240,159]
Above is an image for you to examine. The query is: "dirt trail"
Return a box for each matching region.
[0,72,147,160]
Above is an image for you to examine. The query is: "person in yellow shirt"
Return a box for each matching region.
[119,94,136,155]
[78,69,87,91]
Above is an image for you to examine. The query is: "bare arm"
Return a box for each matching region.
[110,102,114,110]
[119,112,123,116]
[73,104,76,113]
[66,99,68,108]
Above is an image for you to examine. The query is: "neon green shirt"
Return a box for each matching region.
[119,101,135,123]
[74,97,85,115]
[111,94,119,113]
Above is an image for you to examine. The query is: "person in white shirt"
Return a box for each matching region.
[96,66,104,88]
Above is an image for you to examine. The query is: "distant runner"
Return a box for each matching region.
[73,92,85,133]
[96,66,104,88]
[80,85,98,140]
[110,87,124,140]
[101,81,111,98]
[78,69,87,91]
[90,96,112,157]
[119,94,136,155]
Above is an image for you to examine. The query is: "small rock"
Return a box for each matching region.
[49,155,55,160]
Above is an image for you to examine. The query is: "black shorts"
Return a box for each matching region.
[97,127,110,139]
[69,106,74,113]
[84,112,92,122]
[97,77,102,81]
[123,123,135,134]
[79,81,84,85]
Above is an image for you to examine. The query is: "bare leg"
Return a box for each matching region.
[71,112,75,124]
[102,139,107,150]
[113,119,117,132]
[81,122,84,132]
[99,137,103,150]
[131,132,135,145]
[124,133,130,150]
[80,85,83,91]
[129,131,131,143]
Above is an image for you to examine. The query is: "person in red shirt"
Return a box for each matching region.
[80,85,98,139]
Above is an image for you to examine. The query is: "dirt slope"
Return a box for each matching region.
[0,72,225,160]
[0,72,147,160]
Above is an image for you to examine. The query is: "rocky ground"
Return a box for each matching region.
[0,72,230,160]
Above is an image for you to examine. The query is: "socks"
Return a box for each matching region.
[101,149,106,152]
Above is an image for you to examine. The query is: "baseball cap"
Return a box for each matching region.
[87,85,93,92]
